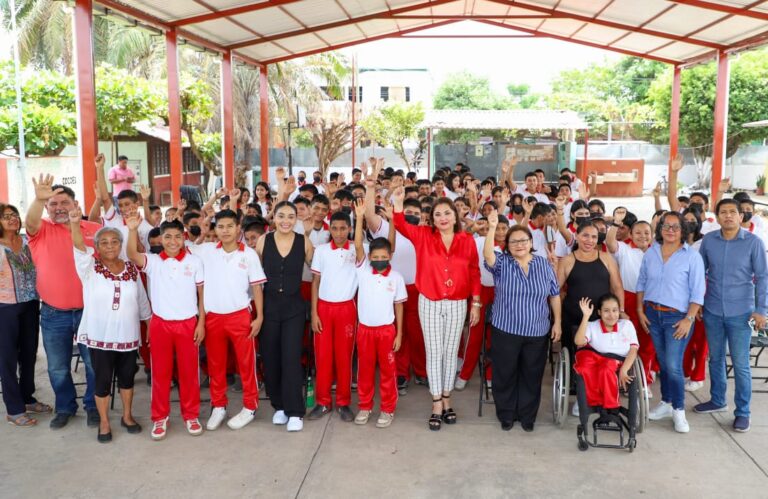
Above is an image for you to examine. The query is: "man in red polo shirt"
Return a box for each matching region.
[25,173,101,429]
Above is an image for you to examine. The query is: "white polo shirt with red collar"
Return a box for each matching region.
[302,222,331,283]
[310,239,358,302]
[585,319,638,357]
[102,206,153,255]
[613,241,645,292]
[355,257,407,327]
[529,222,549,259]
[515,185,549,204]
[141,249,204,320]
[370,218,416,286]
[475,237,503,287]
[192,241,266,314]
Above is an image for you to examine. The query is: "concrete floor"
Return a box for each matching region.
[1,343,767,499]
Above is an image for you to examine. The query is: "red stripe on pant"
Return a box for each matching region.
[314,299,357,407]
[625,291,658,384]
[150,315,200,422]
[683,319,708,382]
[357,323,398,413]
[395,284,427,379]
[205,309,259,410]
[574,349,622,409]
[458,285,494,382]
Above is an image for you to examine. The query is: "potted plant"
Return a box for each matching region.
[757,174,766,196]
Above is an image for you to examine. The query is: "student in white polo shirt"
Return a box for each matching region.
[351,198,406,428]
[192,209,266,431]
[126,217,205,440]
[528,203,552,259]
[308,211,358,422]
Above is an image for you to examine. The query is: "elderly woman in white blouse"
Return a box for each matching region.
[70,208,151,443]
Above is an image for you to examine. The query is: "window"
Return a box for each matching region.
[183,149,202,173]
[380,86,389,102]
[348,86,363,103]
[405,86,410,102]
[151,142,169,176]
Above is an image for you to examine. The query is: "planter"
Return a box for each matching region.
[757,187,765,196]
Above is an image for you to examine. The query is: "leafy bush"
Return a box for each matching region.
[0,103,76,156]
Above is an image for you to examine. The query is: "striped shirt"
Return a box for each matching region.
[485,253,559,337]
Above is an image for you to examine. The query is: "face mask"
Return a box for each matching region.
[511,205,524,215]
[742,211,753,223]
[149,245,163,254]
[313,176,322,183]
[370,260,390,272]
[575,216,591,226]
[404,214,420,225]
[340,206,352,215]
[688,202,703,212]
[597,232,607,245]
[298,176,305,182]
[684,221,698,233]
[188,225,202,238]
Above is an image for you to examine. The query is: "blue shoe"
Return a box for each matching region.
[733,416,751,433]
[693,401,728,414]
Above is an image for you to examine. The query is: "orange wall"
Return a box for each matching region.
[576,158,645,197]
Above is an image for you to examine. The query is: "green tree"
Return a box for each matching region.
[507,83,541,109]
[360,103,425,171]
[95,65,164,141]
[648,48,768,187]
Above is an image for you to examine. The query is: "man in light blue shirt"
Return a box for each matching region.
[695,199,768,433]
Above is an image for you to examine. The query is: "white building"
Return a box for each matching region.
[323,67,434,111]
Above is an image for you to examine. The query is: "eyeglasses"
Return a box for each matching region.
[508,238,531,246]
[2,214,20,221]
[661,224,682,232]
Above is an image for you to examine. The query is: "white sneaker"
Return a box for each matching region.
[649,401,673,421]
[206,407,227,431]
[272,410,288,425]
[571,402,579,417]
[673,409,690,433]
[287,417,303,432]
[151,417,168,441]
[684,380,704,392]
[376,412,394,428]
[354,410,371,425]
[486,380,492,389]
[227,408,256,430]
[454,378,468,391]
[185,418,203,436]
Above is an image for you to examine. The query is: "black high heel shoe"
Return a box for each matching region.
[429,398,442,431]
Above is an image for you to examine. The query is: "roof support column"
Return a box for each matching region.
[668,65,682,178]
[426,127,432,178]
[711,51,730,197]
[259,64,269,183]
[221,50,235,189]
[166,29,184,205]
[73,0,97,209]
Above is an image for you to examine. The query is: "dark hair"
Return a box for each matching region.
[246,202,262,215]
[255,182,272,201]
[491,186,504,196]
[416,179,431,187]
[369,237,392,254]
[733,191,751,203]
[715,198,741,215]
[510,193,523,205]
[588,199,605,213]
[430,198,461,234]
[504,225,534,254]
[524,171,537,180]
[631,220,652,232]
[329,172,339,182]
[0,204,20,237]
[299,184,319,196]
[148,227,162,239]
[559,174,572,183]
[596,293,621,310]
[421,196,435,207]
[622,211,638,229]
[454,196,469,206]
[334,189,355,203]
[50,184,76,200]
[558,183,571,192]
[496,215,510,226]
[329,211,351,226]
[484,200,498,211]
[311,194,330,207]
[149,205,161,212]
[215,209,240,225]
[117,155,128,161]
[652,209,667,219]
[273,200,297,214]
[739,198,755,208]
[569,199,590,218]
[186,200,201,212]
[404,186,419,197]
[182,212,200,224]
[655,211,689,244]
[239,187,250,196]
[294,197,310,207]
[431,175,445,184]
[530,202,551,219]
[576,220,599,235]
[681,208,703,242]
[352,168,362,175]
[677,195,690,204]
[159,220,185,234]
[689,191,709,205]
[243,221,266,235]
[446,173,459,192]
[403,199,422,212]
[406,172,417,180]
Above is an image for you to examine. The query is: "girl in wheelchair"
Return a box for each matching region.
[573,295,640,449]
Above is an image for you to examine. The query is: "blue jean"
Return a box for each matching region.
[703,310,752,418]
[645,305,692,410]
[40,303,95,414]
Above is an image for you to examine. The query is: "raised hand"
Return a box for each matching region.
[719,177,731,193]
[652,181,662,197]
[501,159,511,176]
[284,176,297,195]
[178,198,187,211]
[487,209,499,228]
[229,188,241,201]
[125,212,141,231]
[555,196,566,211]
[391,186,405,204]
[354,197,366,218]
[32,174,63,201]
[578,297,593,317]
[140,184,151,200]
[521,198,533,216]
[215,187,228,199]
[275,167,286,182]
[671,153,684,172]
[95,153,105,169]
[68,207,83,224]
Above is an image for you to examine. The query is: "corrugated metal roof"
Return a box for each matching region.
[422,109,587,130]
[100,0,768,66]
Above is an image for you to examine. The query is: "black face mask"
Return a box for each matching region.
[404,214,420,225]
[370,260,390,272]
[511,205,524,215]
[684,221,698,233]
[313,176,322,183]
[149,245,163,254]
[188,225,202,238]
[742,211,753,223]
[575,216,591,226]
[597,232,607,245]
[340,206,352,215]
[688,202,703,213]
[298,176,306,182]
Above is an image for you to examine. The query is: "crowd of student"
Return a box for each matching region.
[0,153,764,443]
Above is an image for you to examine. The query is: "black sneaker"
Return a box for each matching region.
[307,404,331,420]
[414,376,428,386]
[337,405,354,422]
[521,422,534,432]
[146,371,152,386]
[50,413,71,430]
[397,376,408,395]
[500,420,513,431]
[86,409,100,428]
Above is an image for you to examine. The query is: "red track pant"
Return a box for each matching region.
[395,285,427,380]
[625,291,658,384]
[138,321,151,369]
[357,323,398,413]
[205,309,258,410]
[314,299,357,407]
[458,286,494,382]
[574,349,622,409]
[683,319,708,382]
[150,315,200,422]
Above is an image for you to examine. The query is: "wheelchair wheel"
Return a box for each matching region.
[631,358,649,434]
[552,347,570,426]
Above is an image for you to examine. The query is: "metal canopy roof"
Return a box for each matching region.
[422,109,587,130]
[99,0,768,66]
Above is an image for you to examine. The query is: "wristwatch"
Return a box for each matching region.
[686,315,695,322]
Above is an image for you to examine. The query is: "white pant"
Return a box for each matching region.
[417,295,467,397]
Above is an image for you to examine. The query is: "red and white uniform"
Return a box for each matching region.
[370,218,427,381]
[700,212,720,235]
[355,258,407,414]
[102,206,153,257]
[529,222,549,259]
[193,242,266,411]
[574,320,638,409]
[310,239,359,408]
[141,249,204,422]
[515,186,549,204]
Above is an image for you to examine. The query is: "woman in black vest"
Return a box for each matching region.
[256,201,314,432]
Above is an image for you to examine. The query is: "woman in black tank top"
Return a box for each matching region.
[557,222,625,360]
[256,201,314,432]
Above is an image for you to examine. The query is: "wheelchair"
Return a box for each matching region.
[551,345,570,426]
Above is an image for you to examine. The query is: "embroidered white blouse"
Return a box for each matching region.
[74,247,152,351]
